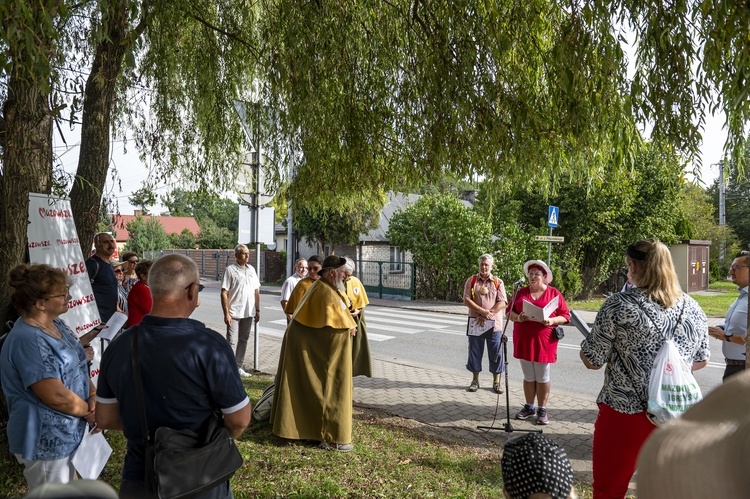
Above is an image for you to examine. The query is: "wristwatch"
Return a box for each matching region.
[725,334,733,342]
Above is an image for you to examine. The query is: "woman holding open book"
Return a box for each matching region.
[508,260,570,425]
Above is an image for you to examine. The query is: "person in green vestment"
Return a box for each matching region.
[271,255,357,452]
[343,257,372,377]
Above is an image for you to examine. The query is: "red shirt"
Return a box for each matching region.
[510,286,570,363]
[127,280,152,327]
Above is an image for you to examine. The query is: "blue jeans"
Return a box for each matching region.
[466,331,503,374]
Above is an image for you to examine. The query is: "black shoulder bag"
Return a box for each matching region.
[130,333,243,499]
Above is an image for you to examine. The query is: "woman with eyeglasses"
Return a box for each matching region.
[127,260,153,327]
[507,259,570,426]
[580,239,709,499]
[112,261,129,316]
[119,251,139,293]
[0,264,98,489]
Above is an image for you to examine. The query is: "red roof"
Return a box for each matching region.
[111,214,201,242]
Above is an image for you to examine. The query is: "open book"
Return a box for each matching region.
[522,296,559,322]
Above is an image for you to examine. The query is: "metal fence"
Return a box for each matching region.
[357,260,415,300]
[155,249,285,283]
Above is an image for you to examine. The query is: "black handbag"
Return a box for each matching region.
[131,334,243,499]
[553,326,565,340]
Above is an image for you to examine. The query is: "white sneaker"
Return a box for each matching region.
[238,368,252,377]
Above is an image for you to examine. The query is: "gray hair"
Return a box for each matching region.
[478,253,494,265]
[234,244,249,255]
[149,254,199,298]
[343,257,355,274]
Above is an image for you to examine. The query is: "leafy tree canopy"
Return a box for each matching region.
[475,141,685,298]
[388,194,492,301]
[708,158,750,250]
[128,187,156,215]
[124,216,170,254]
[169,228,197,249]
[160,187,240,247]
[293,196,384,254]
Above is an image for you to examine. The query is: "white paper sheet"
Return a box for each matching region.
[467,318,495,336]
[97,312,128,341]
[71,429,112,480]
[522,296,560,322]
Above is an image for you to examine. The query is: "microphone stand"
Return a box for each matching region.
[477,279,543,441]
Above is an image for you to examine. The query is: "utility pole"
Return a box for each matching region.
[718,160,726,266]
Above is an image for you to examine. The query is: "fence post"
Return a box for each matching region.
[378,261,383,299]
[412,263,416,300]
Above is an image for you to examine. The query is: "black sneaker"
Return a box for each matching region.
[515,405,535,420]
[536,407,549,425]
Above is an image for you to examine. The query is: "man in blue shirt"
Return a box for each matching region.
[708,251,749,381]
[96,254,250,498]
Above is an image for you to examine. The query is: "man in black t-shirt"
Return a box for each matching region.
[85,232,118,324]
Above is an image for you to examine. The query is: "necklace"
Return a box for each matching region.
[25,317,62,339]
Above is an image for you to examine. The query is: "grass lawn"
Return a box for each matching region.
[2,375,600,498]
[569,279,739,317]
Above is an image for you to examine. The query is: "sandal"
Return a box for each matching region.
[319,441,354,452]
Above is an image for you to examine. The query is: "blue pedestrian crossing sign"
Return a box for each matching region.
[548,206,559,227]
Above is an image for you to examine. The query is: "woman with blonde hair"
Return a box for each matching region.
[580,239,710,499]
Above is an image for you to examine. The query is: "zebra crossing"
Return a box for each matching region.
[260,305,469,341]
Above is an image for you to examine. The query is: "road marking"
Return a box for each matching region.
[367,308,467,325]
[367,332,395,341]
[365,316,449,328]
[258,324,393,342]
[366,323,423,334]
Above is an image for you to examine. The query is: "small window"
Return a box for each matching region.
[389,246,404,273]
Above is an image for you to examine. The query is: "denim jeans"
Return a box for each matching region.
[466,331,503,374]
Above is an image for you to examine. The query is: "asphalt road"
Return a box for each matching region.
[191,286,725,401]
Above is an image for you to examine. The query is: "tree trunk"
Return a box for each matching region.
[0,76,53,329]
[69,0,130,258]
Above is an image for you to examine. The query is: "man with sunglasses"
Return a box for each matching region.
[221,244,261,377]
[708,250,749,381]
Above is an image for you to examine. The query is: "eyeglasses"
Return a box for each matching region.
[46,288,70,300]
[185,282,205,292]
[114,269,124,274]
[730,264,749,271]
[128,259,138,264]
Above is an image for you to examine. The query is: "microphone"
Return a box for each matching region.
[513,277,525,286]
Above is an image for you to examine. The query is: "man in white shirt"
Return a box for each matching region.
[221,244,261,377]
[280,258,308,322]
[709,250,749,381]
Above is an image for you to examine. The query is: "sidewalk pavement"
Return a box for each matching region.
[228,284,724,488]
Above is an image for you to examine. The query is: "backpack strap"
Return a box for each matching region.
[470,275,499,300]
[640,298,686,342]
[88,258,100,285]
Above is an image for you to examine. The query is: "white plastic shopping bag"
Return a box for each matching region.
[647,339,702,425]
